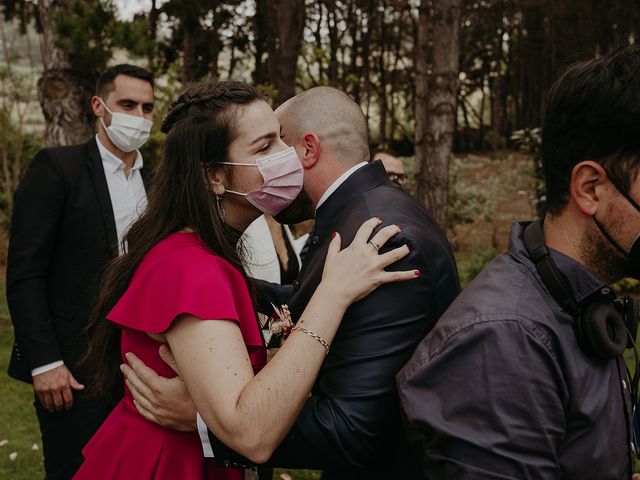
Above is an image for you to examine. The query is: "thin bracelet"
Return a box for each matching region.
[291,326,330,354]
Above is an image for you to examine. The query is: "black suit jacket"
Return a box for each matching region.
[6,138,151,383]
[212,161,460,479]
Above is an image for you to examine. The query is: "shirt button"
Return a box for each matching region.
[292,280,300,291]
[623,379,628,390]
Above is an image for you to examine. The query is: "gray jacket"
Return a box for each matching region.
[397,221,633,479]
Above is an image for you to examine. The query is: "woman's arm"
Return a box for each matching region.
[164,218,415,463]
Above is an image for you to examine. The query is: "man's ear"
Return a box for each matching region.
[91,95,106,118]
[300,132,321,169]
[205,166,226,196]
[570,160,607,216]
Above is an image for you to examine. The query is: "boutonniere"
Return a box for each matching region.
[262,303,293,347]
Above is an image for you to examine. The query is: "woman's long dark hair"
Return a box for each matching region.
[83,81,265,403]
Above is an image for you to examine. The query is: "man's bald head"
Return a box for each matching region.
[276,86,370,166]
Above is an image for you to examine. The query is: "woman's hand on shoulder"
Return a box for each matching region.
[321,217,418,306]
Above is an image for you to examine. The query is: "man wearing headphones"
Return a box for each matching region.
[398,45,640,478]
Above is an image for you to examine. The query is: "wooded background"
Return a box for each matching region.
[1,0,639,232]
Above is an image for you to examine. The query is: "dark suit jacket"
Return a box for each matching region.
[212,161,461,479]
[6,137,151,384]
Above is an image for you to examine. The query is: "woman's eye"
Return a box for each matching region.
[258,143,272,153]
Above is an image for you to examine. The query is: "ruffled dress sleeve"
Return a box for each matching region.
[107,234,264,349]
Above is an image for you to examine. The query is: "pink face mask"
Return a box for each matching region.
[220,146,304,216]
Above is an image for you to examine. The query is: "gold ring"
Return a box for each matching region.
[368,240,381,251]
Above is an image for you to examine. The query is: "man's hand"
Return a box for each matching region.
[120,349,197,432]
[632,474,640,480]
[33,364,84,412]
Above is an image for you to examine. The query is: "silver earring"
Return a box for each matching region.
[216,195,225,221]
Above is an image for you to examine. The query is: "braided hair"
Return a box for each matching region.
[83,81,265,402]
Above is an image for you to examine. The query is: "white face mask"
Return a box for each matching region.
[98,98,153,152]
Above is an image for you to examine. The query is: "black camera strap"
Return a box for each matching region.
[523,220,581,317]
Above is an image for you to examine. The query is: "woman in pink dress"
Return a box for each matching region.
[74,81,415,479]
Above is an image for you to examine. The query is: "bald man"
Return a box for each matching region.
[121,87,460,479]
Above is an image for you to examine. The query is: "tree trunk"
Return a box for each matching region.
[347,0,362,102]
[148,0,158,71]
[414,0,462,230]
[252,0,268,85]
[36,0,94,147]
[326,0,339,86]
[209,35,222,80]
[490,30,505,150]
[520,0,549,128]
[377,10,387,144]
[181,10,199,84]
[478,72,486,148]
[388,11,403,140]
[265,0,306,107]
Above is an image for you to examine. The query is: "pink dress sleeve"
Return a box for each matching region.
[107,242,251,335]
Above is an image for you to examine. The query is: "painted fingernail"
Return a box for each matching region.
[414,270,420,276]
[377,217,382,223]
[332,231,337,238]
[395,224,401,231]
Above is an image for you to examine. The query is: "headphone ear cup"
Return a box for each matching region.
[578,303,627,359]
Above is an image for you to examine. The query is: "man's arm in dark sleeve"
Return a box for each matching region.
[209,263,431,469]
[397,317,566,479]
[250,278,293,315]
[7,149,66,371]
[264,240,436,470]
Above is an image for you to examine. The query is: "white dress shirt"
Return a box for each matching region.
[242,215,282,284]
[316,162,367,210]
[96,135,148,253]
[31,137,148,377]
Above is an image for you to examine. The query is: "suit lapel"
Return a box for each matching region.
[314,161,388,238]
[86,138,118,255]
[289,162,389,322]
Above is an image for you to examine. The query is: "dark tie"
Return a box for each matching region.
[298,226,316,264]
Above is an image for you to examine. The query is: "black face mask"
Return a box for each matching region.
[273,187,314,224]
[593,174,640,279]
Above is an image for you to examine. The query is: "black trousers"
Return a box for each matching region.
[34,394,110,480]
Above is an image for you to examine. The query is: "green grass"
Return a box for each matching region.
[0,276,45,479]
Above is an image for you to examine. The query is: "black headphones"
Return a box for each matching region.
[523,220,639,360]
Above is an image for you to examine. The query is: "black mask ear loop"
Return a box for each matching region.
[606,169,640,213]
[593,167,640,259]
[593,216,632,259]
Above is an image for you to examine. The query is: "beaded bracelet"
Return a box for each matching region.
[291,326,330,354]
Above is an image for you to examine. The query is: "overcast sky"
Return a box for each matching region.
[113,0,160,20]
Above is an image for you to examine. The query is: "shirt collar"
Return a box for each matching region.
[95,134,144,174]
[509,221,606,304]
[315,162,367,211]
